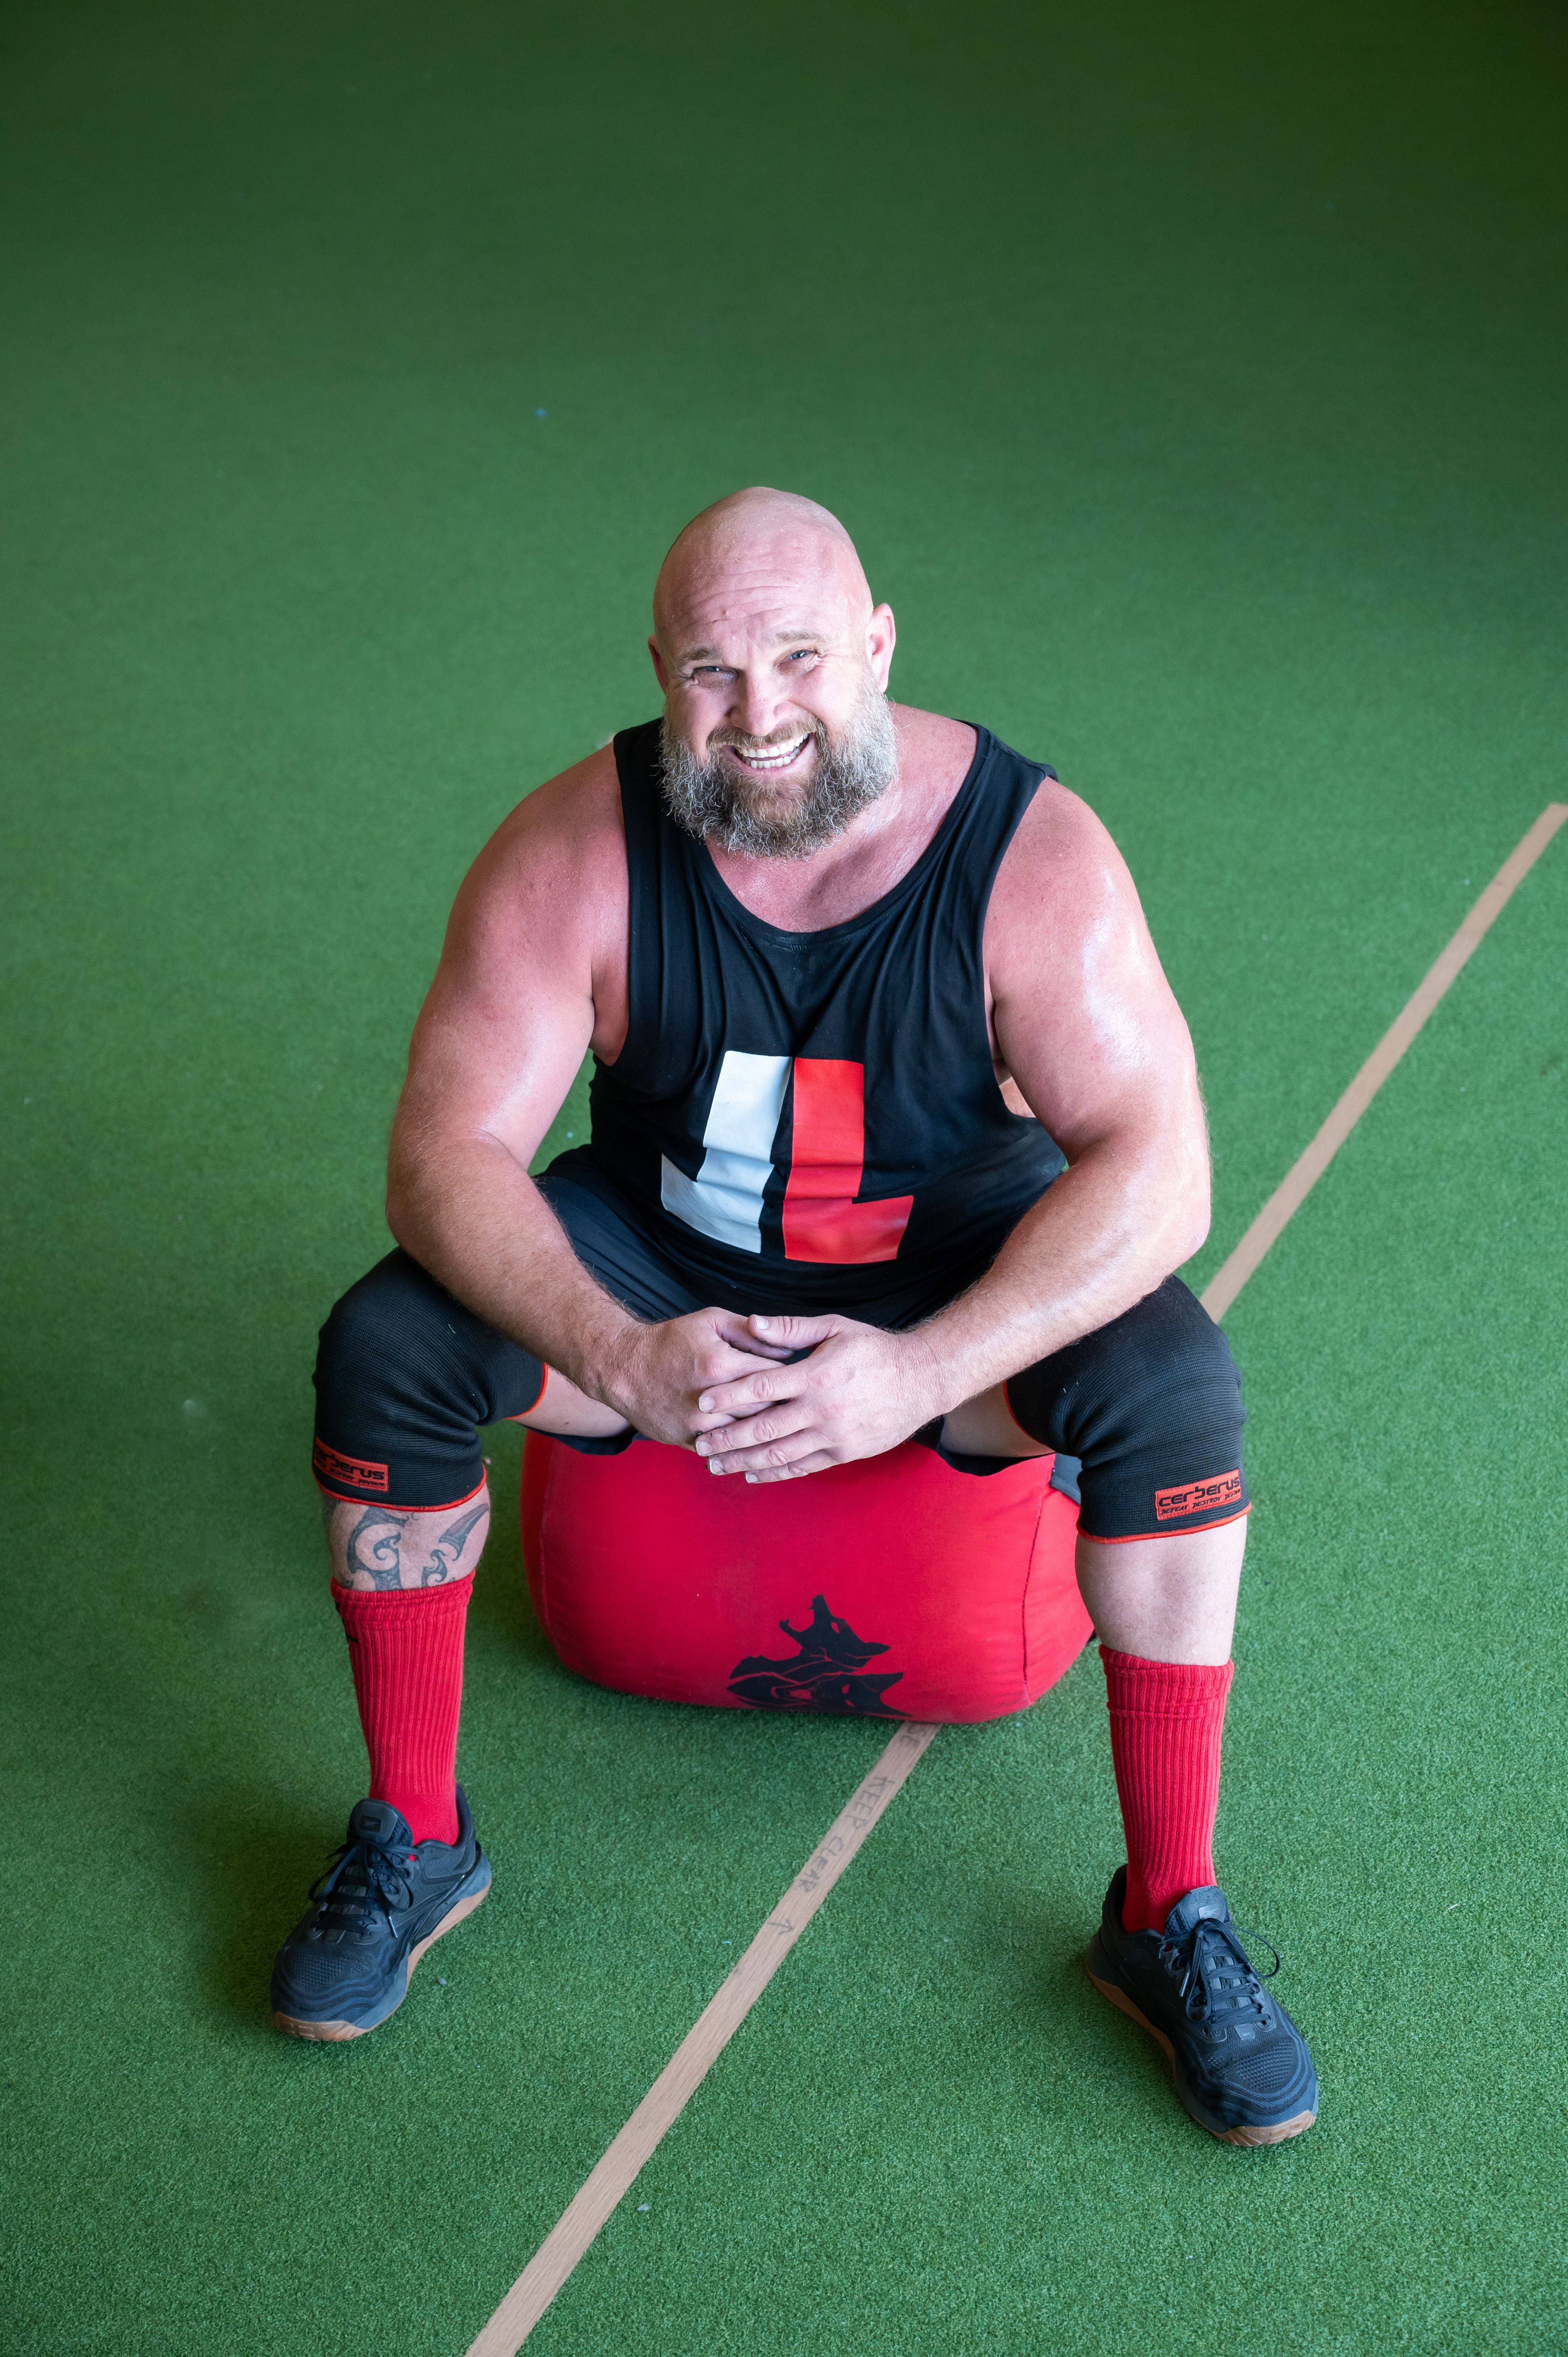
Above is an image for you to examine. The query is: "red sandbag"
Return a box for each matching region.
[520,1433,1091,1725]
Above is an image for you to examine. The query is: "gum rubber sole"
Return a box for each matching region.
[273,1881,490,2042]
[1086,1962,1316,2146]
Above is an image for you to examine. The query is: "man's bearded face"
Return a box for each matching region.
[659,673,898,860]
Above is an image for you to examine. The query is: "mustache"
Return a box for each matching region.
[705,722,824,754]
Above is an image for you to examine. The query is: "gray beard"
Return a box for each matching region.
[659,681,899,859]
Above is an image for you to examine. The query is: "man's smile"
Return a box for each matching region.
[719,733,813,775]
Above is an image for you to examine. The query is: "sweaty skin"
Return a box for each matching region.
[343,487,1243,1656]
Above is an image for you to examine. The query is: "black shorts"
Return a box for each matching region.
[312,1161,1248,1543]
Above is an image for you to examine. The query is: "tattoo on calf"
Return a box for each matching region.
[418,1500,490,1587]
[344,1507,410,1590]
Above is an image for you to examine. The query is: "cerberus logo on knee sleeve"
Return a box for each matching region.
[312,1439,389,1493]
[1155,1470,1244,1523]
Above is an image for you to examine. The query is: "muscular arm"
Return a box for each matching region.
[906,779,1210,1398]
[696,782,1211,1472]
[385,749,788,1437]
[384,749,631,1386]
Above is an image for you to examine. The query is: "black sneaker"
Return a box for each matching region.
[1086,1867,1317,2145]
[271,1787,491,2041]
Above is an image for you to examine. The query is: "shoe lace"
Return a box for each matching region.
[1158,1914,1282,2033]
[307,1834,417,1937]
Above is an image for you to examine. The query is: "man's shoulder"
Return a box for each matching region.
[476,740,628,874]
[988,760,1141,936]
[446,742,631,970]
[514,737,627,829]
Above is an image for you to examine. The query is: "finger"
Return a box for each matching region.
[687,1409,738,1436]
[743,1452,838,1484]
[747,1313,841,1350]
[696,1403,813,1462]
[704,1309,796,1362]
[696,1363,807,1418]
[701,1419,820,1475]
[692,1349,803,1421]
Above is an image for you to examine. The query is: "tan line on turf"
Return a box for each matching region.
[1201,804,1568,1322]
[465,799,1566,2353]
[464,1719,941,2356]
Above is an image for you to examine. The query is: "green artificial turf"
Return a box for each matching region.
[2,1,1566,2350]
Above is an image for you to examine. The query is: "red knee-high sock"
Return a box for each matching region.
[1101,1645,1234,1935]
[332,1577,472,1847]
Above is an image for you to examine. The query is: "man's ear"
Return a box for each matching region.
[867,602,896,692]
[648,636,670,691]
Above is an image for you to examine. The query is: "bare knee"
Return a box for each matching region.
[325,1487,493,1592]
[1075,1518,1247,1665]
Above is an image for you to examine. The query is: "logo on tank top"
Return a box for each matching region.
[659,1052,914,1264]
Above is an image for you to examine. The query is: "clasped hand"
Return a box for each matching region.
[607,1307,942,1483]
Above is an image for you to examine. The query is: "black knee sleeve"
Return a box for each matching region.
[1005,1277,1248,1542]
[312,1249,545,1511]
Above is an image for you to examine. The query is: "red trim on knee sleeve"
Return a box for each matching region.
[1079,1504,1251,1546]
[506,1364,550,1422]
[314,1474,489,1514]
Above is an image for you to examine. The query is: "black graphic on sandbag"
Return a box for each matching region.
[727,1594,906,1716]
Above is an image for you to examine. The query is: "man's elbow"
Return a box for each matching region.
[385,1122,520,1250]
[384,1162,419,1251]
[384,1117,432,1250]
[1141,1115,1209,1267]
[1171,1198,1210,1266]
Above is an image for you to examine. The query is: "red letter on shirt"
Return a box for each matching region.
[781,1060,913,1264]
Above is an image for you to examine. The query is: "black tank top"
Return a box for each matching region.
[581,718,1067,1311]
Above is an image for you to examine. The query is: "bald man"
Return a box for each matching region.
[272,489,1317,2145]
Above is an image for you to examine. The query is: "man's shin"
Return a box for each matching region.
[1076,1521,1246,1937]
[1100,1645,1233,1935]
[320,1487,491,1849]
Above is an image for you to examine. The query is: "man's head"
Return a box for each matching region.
[649,487,898,859]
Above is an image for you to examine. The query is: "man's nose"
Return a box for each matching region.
[728,671,788,740]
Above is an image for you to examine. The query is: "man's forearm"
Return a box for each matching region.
[387,1135,637,1400]
[910,1138,1208,1415]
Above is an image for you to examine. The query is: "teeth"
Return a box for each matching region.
[733,738,807,769]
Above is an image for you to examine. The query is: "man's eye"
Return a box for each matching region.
[785,649,817,663]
